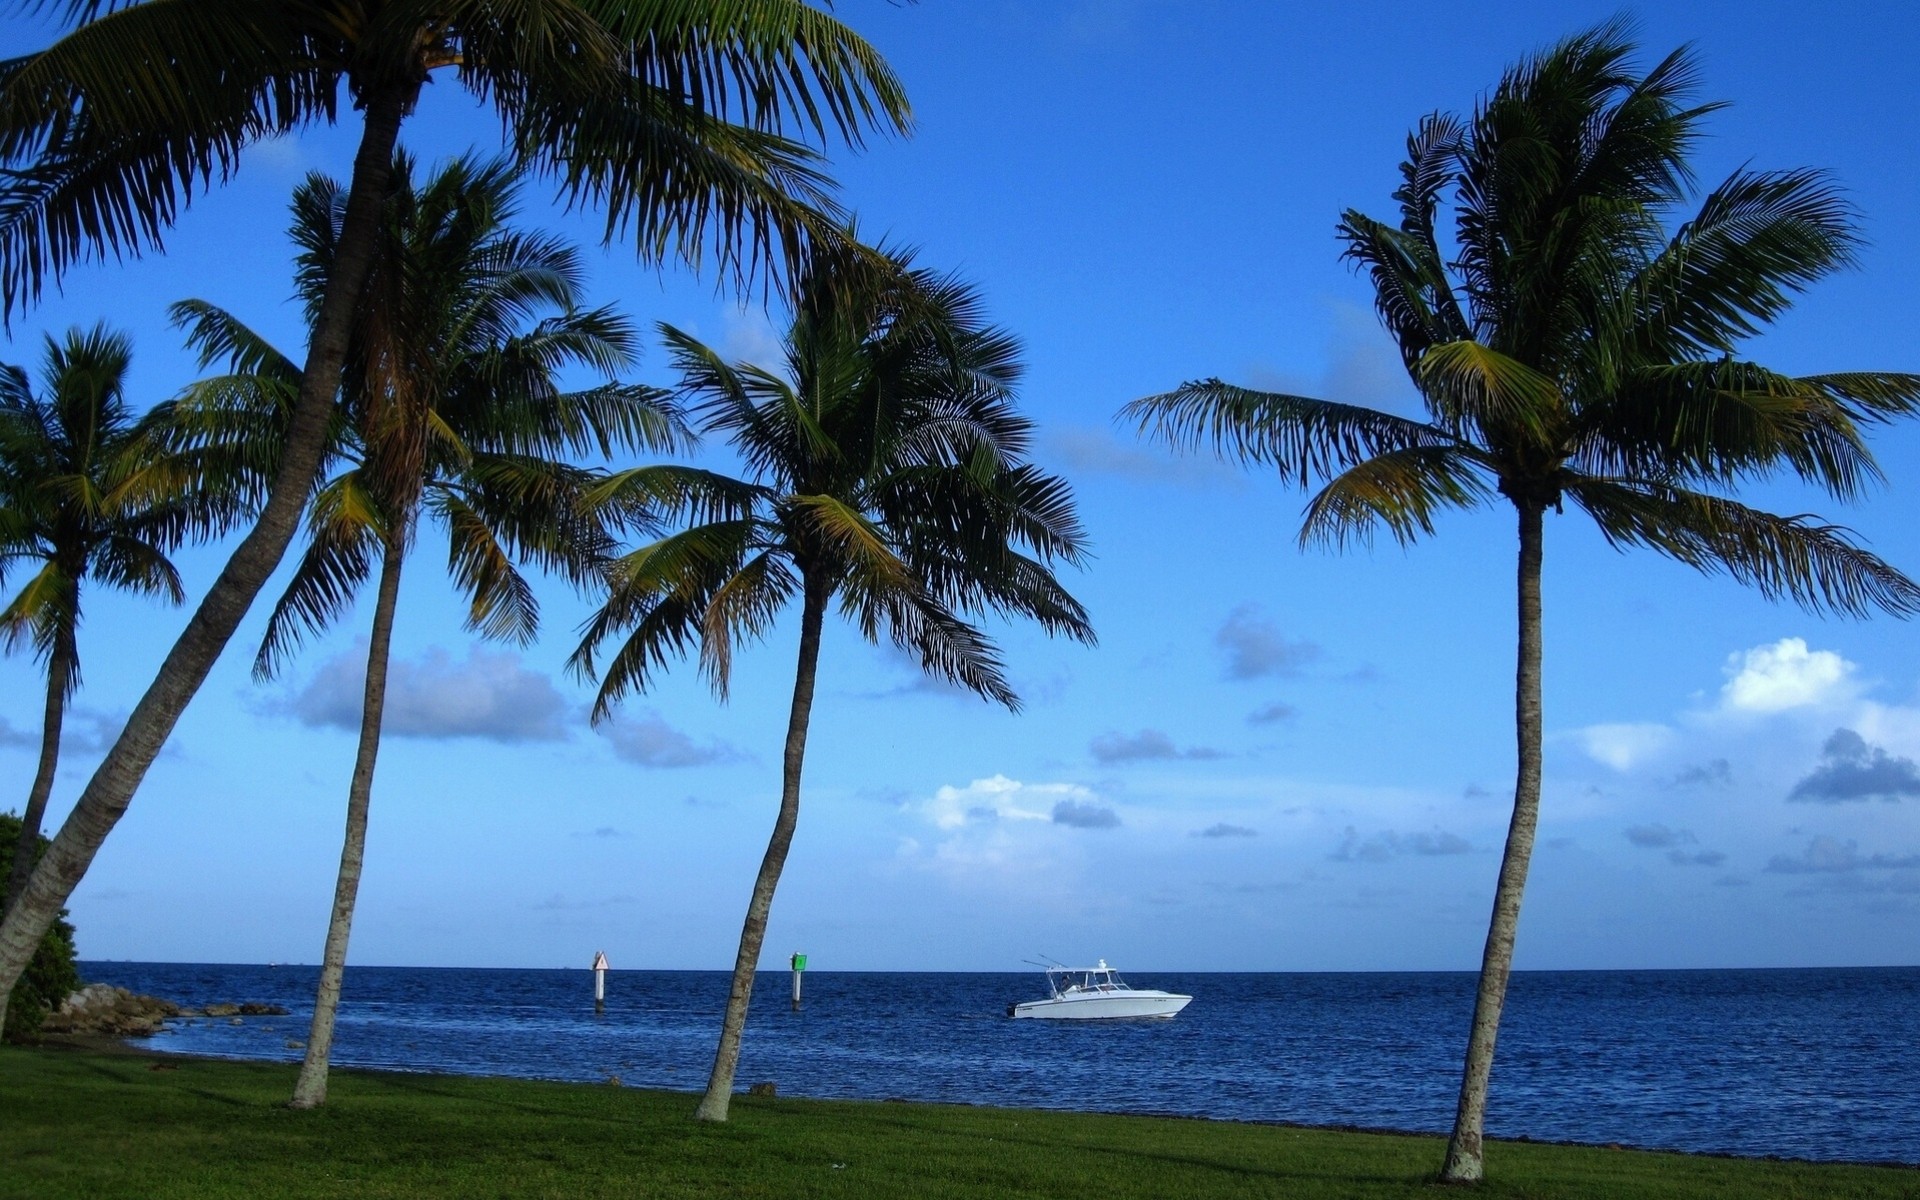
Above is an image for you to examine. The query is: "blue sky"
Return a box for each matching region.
[5,1,1920,972]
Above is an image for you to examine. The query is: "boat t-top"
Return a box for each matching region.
[1007,959,1192,1020]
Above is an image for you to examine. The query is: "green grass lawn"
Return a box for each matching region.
[2,1046,1914,1199]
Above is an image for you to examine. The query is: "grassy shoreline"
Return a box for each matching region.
[4,1044,1915,1199]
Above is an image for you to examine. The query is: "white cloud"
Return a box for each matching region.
[923,775,1083,831]
[1576,722,1676,771]
[1719,638,1855,714]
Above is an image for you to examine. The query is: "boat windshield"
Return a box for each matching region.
[1047,966,1129,995]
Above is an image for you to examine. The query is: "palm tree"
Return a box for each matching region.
[172,152,686,1107]
[0,0,909,1028]
[572,243,1095,1122]
[0,325,225,915]
[1125,22,1920,1183]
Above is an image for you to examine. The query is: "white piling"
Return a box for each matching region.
[592,949,609,1014]
[790,951,807,1011]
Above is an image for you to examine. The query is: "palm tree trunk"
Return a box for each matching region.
[695,571,829,1123]
[2,629,74,917]
[290,534,404,1109]
[1441,500,1545,1184]
[0,84,418,1033]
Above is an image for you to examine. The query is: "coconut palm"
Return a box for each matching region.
[0,325,229,915]
[171,151,685,1107]
[1125,22,1920,1183]
[572,243,1095,1122]
[0,0,909,1028]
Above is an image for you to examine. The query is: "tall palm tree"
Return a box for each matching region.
[0,325,225,915]
[172,152,686,1108]
[0,0,910,1027]
[1126,22,1920,1183]
[572,243,1095,1122]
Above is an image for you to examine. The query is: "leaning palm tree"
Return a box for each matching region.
[1126,22,1920,1183]
[572,243,1095,1122]
[172,152,685,1108]
[0,0,909,1028]
[0,325,229,915]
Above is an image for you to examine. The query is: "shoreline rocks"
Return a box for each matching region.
[41,983,289,1038]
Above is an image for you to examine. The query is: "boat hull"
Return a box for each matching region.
[1009,991,1192,1020]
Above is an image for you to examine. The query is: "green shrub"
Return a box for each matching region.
[0,811,81,1041]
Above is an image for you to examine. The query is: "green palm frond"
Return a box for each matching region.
[89,532,184,603]
[1123,380,1458,486]
[1575,360,1885,499]
[1796,373,1920,422]
[0,0,333,320]
[1300,445,1496,549]
[1415,341,1561,443]
[784,492,909,592]
[1568,478,1920,617]
[0,557,74,660]
[585,463,765,529]
[573,519,759,713]
[251,471,384,681]
[850,582,1016,709]
[439,491,540,646]
[696,549,796,697]
[1631,167,1859,359]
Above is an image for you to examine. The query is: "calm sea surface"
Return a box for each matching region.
[77,962,1919,1165]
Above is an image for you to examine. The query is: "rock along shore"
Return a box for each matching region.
[41,982,289,1038]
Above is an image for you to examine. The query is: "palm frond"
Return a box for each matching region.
[1631,167,1859,358]
[1568,477,1920,617]
[1300,445,1496,549]
[1123,380,1458,486]
[252,471,384,680]
[438,490,541,645]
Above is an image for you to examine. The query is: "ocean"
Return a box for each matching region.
[76,961,1919,1165]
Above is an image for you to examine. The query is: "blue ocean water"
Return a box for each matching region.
[77,962,1920,1165]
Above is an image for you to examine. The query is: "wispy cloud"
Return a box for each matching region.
[1089,729,1225,763]
[1044,425,1244,489]
[1577,723,1675,771]
[1247,702,1296,725]
[1674,759,1733,787]
[1052,799,1121,829]
[597,711,743,769]
[1216,605,1320,680]
[527,893,638,911]
[1333,826,1472,862]
[0,709,126,754]
[1194,823,1257,839]
[1766,836,1920,875]
[1624,823,1692,849]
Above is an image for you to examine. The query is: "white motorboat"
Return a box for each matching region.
[1007,959,1191,1020]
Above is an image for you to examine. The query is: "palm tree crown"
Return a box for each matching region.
[1136,22,1920,606]
[173,152,687,676]
[0,0,911,319]
[576,245,1095,712]
[1126,21,1920,1183]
